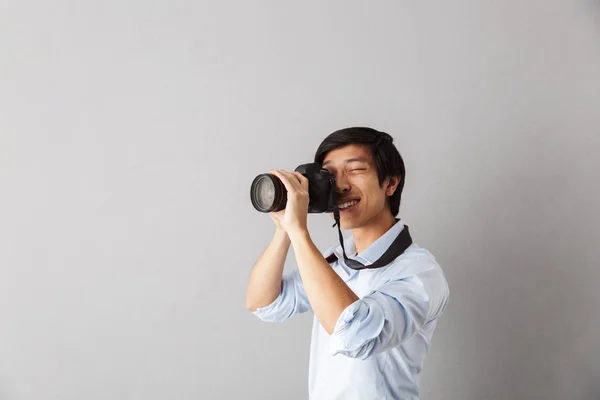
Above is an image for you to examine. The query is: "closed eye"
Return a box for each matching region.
[350,168,367,171]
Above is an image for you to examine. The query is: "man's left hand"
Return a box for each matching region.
[269,170,310,238]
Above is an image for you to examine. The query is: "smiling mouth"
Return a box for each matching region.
[337,199,360,211]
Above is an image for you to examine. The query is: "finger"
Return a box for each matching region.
[277,171,306,199]
[269,170,298,193]
[292,171,308,182]
[292,171,309,190]
[274,170,302,190]
[280,170,302,186]
[282,171,307,193]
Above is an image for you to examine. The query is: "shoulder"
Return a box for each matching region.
[384,243,442,276]
[379,243,449,295]
[379,243,450,319]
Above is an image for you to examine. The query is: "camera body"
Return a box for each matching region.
[295,163,338,213]
[250,163,338,213]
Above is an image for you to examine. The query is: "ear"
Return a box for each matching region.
[385,176,401,196]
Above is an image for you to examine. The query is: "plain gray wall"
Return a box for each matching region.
[1,1,599,399]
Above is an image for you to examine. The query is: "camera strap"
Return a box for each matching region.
[327,212,413,270]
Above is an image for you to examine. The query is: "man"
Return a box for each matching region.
[246,127,449,399]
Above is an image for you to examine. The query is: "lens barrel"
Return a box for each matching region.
[250,173,287,212]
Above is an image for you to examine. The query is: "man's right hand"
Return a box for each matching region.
[268,210,286,232]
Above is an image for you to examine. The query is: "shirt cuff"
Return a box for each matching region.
[252,297,279,319]
[329,297,385,358]
[251,286,287,323]
[251,278,296,323]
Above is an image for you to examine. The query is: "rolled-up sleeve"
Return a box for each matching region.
[252,268,311,323]
[329,274,435,360]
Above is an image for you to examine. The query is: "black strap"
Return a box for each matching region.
[326,217,413,270]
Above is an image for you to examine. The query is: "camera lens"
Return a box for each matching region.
[250,174,287,212]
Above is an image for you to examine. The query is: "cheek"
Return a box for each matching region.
[366,185,387,206]
[363,181,383,197]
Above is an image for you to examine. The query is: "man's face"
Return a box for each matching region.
[322,144,398,230]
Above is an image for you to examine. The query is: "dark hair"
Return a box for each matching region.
[314,127,406,216]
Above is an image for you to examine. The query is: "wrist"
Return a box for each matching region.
[274,228,290,241]
[287,227,310,242]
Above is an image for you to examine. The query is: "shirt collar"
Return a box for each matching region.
[329,218,405,265]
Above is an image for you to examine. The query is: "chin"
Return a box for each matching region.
[336,216,360,230]
[329,212,362,230]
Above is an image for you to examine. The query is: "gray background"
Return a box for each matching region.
[1,1,599,399]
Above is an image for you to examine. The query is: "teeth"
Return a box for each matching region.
[339,200,359,210]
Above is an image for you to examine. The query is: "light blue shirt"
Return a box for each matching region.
[253,219,450,399]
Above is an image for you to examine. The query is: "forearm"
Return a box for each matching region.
[289,230,359,334]
[246,229,291,311]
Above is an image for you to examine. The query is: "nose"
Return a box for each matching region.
[335,171,351,193]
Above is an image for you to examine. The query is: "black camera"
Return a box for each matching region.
[250,163,338,213]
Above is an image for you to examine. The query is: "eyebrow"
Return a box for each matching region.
[322,157,369,167]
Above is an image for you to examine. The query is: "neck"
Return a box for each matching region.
[351,211,397,254]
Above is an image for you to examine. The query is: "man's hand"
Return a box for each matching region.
[269,170,309,238]
[270,169,359,335]
[268,209,286,232]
